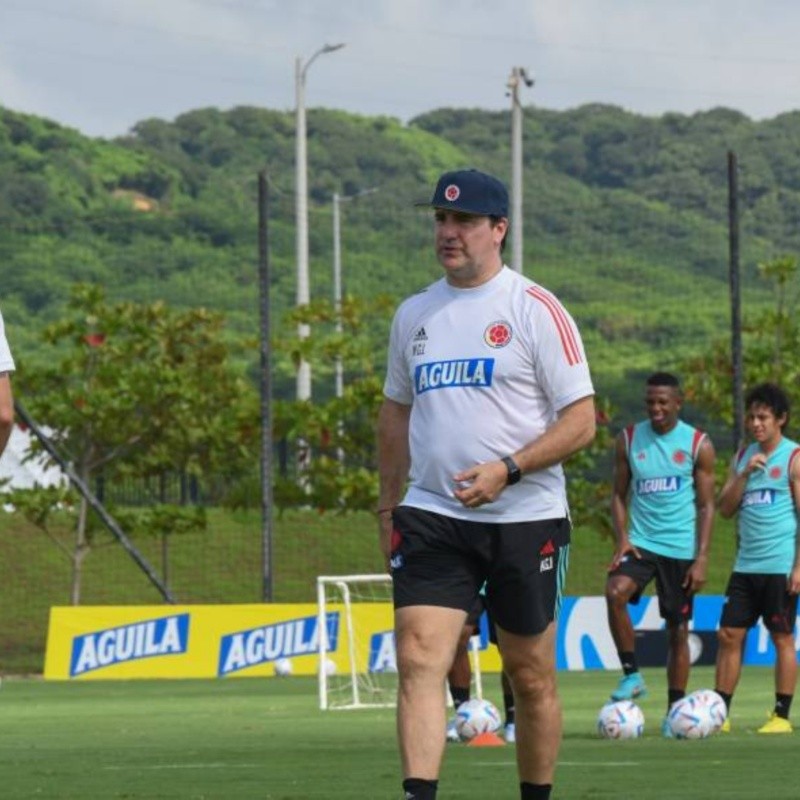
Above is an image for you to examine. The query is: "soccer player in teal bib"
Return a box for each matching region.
[606,372,716,736]
[714,382,800,734]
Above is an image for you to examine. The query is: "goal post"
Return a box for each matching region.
[316,574,484,711]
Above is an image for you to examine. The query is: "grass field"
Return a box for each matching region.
[2,665,798,799]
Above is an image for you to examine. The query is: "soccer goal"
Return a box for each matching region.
[316,574,483,711]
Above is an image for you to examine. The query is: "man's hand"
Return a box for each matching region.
[608,539,640,572]
[452,461,508,508]
[378,513,393,573]
[683,555,708,594]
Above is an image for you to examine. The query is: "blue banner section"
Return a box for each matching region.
[555,595,799,670]
[217,612,338,676]
[70,613,190,677]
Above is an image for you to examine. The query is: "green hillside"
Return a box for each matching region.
[2,101,798,417]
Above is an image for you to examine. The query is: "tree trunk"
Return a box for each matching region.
[71,494,90,605]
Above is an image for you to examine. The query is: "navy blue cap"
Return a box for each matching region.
[418,169,509,217]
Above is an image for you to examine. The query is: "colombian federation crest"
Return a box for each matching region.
[444,184,461,202]
[484,321,512,348]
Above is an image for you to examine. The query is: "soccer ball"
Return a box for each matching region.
[454,698,502,741]
[273,658,293,677]
[667,694,714,739]
[320,658,337,676]
[687,689,727,733]
[597,701,645,739]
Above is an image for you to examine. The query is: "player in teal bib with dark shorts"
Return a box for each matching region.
[714,382,800,734]
[605,372,717,736]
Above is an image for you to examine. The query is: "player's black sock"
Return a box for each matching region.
[402,778,438,799]
[504,692,515,725]
[520,782,552,799]
[449,685,470,707]
[619,651,638,675]
[715,690,733,712]
[668,688,685,709]
[775,693,793,719]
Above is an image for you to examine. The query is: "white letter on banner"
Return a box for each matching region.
[160,617,182,653]
[97,630,116,666]
[144,621,160,655]
[246,629,265,663]
[74,636,98,674]
[371,633,397,672]
[223,634,246,673]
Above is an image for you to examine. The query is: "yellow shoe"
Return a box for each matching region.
[757,713,793,734]
[720,717,731,733]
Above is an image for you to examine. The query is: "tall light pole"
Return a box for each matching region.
[295,43,345,403]
[506,66,534,273]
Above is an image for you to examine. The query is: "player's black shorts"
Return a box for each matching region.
[719,572,798,633]
[389,505,570,637]
[607,546,694,624]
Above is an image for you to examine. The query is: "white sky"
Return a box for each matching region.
[1,0,799,139]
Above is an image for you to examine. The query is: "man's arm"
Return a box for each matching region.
[609,430,635,569]
[453,394,596,508]
[684,436,716,592]
[717,451,764,519]
[376,398,411,567]
[788,453,800,595]
[0,373,13,459]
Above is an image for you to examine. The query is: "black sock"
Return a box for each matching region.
[775,693,793,720]
[504,693,516,725]
[715,690,733,712]
[449,686,470,707]
[668,689,685,709]
[520,782,552,800]
[619,651,638,675]
[403,778,438,800]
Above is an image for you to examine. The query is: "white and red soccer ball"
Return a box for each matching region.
[454,698,502,741]
[597,700,645,739]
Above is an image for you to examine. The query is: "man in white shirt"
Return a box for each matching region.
[0,308,15,459]
[377,169,596,800]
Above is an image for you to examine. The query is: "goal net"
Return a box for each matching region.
[316,574,483,710]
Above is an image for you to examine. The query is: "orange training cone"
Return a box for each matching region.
[467,731,506,747]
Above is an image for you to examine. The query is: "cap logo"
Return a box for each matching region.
[444,184,460,202]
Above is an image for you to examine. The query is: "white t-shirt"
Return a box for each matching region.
[0,309,15,373]
[384,266,594,522]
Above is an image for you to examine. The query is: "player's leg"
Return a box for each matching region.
[489,516,570,799]
[605,552,654,700]
[500,668,516,742]
[655,554,694,735]
[497,622,560,788]
[396,605,467,780]
[714,573,755,731]
[758,578,797,733]
[391,506,484,798]
[486,603,516,741]
[446,608,480,741]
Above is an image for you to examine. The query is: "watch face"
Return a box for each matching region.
[503,456,521,485]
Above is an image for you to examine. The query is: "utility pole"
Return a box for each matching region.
[506,66,534,273]
[294,43,345,404]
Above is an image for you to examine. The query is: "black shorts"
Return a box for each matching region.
[390,506,570,637]
[608,546,694,624]
[719,572,798,633]
[465,594,485,633]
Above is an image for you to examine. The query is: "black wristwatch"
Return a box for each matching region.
[501,456,521,486]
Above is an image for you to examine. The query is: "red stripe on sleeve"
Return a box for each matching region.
[526,287,583,365]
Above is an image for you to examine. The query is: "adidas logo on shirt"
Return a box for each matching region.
[413,327,428,341]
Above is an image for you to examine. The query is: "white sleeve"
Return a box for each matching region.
[382,307,413,405]
[526,286,593,410]
[0,310,15,373]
